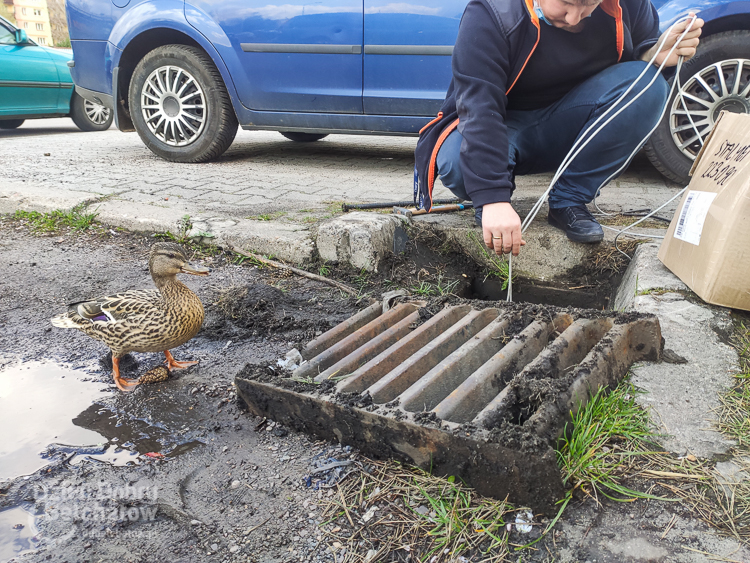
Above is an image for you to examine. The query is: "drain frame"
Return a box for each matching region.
[236,299,662,513]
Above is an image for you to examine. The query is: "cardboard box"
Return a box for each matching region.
[658,111,750,311]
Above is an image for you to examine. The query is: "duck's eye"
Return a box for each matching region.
[167,253,175,259]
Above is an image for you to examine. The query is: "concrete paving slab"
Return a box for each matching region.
[615,243,739,458]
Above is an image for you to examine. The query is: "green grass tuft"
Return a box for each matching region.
[467,231,514,290]
[557,383,665,502]
[13,204,99,232]
[719,320,750,449]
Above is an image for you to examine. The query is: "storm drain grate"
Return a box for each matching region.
[236,299,662,513]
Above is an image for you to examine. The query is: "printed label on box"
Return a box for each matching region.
[674,190,717,246]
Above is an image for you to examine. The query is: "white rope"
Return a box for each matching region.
[505,15,699,301]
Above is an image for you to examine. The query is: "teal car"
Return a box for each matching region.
[0,16,111,131]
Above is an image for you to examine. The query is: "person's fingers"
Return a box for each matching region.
[511,233,521,257]
[483,226,493,249]
[492,233,504,255]
[502,230,513,255]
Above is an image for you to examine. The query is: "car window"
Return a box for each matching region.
[0,20,16,44]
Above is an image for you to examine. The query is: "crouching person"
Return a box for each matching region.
[414,0,702,256]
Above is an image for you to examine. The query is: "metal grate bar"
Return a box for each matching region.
[313,309,423,382]
[526,318,661,439]
[432,314,573,423]
[293,302,420,380]
[337,305,472,394]
[471,317,614,429]
[398,313,516,412]
[302,301,382,360]
[366,308,500,404]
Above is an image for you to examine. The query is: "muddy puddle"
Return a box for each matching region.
[0,506,38,562]
[0,361,204,481]
[0,362,112,479]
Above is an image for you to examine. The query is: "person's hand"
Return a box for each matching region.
[481,202,526,257]
[644,13,703,67]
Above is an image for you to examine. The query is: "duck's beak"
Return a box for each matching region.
[181,263,211,276]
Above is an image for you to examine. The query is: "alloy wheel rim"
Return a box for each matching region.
[670,58,750,160]
[83,99,111,125]
[140,66,206,147]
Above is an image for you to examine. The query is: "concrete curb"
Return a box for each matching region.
[0,182,667,278]
[1,183,316,265]
[615,243,738,457]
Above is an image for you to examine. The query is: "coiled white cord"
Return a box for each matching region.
[505,14,701,302]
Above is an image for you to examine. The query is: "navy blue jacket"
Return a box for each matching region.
[413,0,661,211]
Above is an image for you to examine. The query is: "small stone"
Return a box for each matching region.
[229,545,239,553]
[223,446,229,452]
[231,480,241,489]
[191,387,198,395]
[210,543,219,551]
[190,520,202,526]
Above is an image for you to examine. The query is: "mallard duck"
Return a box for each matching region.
[51,242,209,391]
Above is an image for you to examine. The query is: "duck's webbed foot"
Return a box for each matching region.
[163,350,199,370]
[113,356,140,392]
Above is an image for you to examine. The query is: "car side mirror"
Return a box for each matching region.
[14,29,29,44]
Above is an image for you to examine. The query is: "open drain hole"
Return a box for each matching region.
[469,275,619,310]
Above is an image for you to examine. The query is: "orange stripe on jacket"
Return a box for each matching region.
[601,0,625,61]
[426,118,460,209]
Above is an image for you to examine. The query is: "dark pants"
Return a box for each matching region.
[436,61,670,209]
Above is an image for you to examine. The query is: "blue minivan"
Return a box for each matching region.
[65,0,750,183]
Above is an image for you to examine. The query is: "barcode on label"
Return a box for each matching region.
[675,193,695,238]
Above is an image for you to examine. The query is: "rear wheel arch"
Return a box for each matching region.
[699,12,750,37]
[115,29,236,131]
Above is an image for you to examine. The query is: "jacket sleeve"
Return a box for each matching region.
[629,0,661,60]
[453,0,515,207]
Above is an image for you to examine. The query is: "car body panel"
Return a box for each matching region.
[0,18,75,118]
[69,40,110,94]
[363,1,463,116]
[186,0,364,113]
[65,0,113,41]
[652,0,750,29]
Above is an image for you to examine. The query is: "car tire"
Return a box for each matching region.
[280,132,329,142]
[129,44,238,162]
[0,119,25,129]
[645,30,750,185]
[70,92,113,131]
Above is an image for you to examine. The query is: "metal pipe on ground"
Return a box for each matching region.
[341,199,465,212]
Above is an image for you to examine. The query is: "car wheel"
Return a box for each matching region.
[70,92,113,131]
[645,30,750,184]
[0,119,25,129]
[280,132,329,142]
[129,44,238,162]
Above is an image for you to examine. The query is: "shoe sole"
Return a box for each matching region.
[547,215,603,244]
